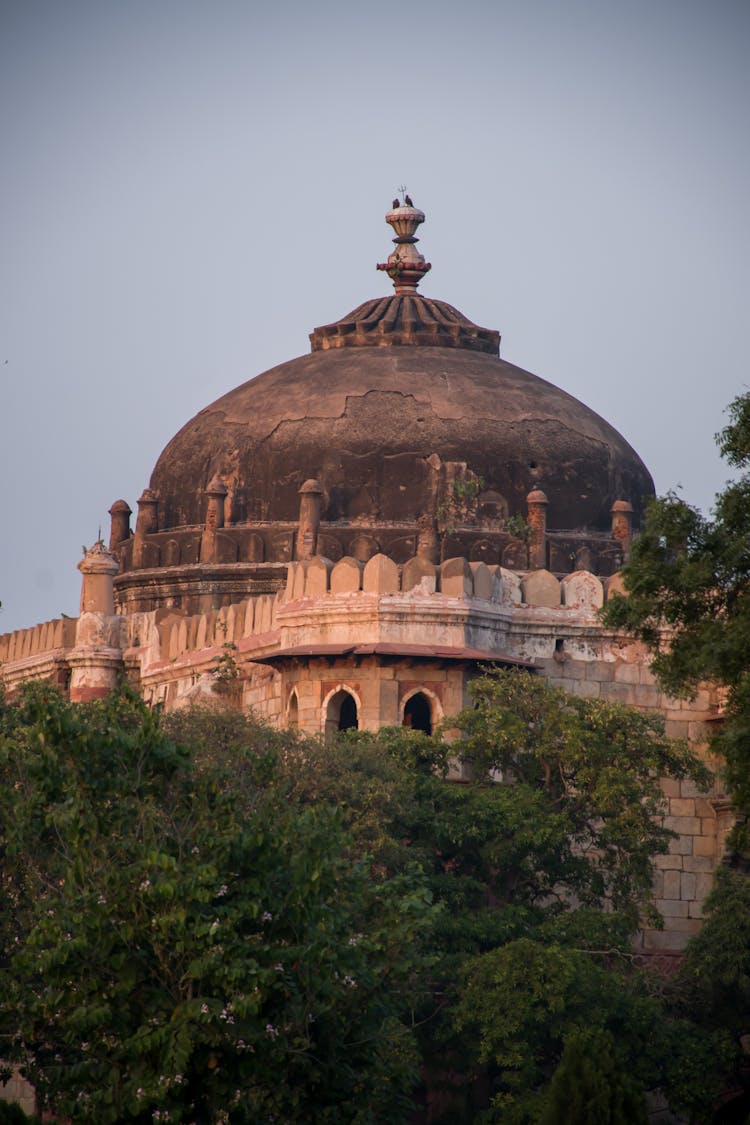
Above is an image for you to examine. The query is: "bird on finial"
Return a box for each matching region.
[404,193,414,207]
[392,198,400,209]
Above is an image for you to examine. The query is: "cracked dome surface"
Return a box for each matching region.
[150,342,654,534]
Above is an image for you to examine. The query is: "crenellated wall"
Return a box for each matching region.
[0,617,77,694]
[282,553,617,607]
[0,617,77,665]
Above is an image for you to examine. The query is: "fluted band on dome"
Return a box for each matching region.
[310,295,500,354]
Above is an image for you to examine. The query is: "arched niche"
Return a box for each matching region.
[476,489,508,522]
[287,689,299,730]
[324,688,359,739]
[402,690,434,736]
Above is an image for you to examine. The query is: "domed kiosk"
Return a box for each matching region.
[112,201,653,615]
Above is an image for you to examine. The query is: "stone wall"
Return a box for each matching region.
[0,616,77,695]
[0,1068,36,1116]
[0,617,77,665]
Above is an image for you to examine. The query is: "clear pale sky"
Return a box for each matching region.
[1,0,748,633]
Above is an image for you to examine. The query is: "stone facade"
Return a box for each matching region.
[0,1069,36,1116]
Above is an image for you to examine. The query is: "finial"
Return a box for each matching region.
[377,192,432,295]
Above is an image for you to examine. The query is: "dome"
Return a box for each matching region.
[114,199,653,611]
[151,334,652,533]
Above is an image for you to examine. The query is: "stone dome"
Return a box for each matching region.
[150,329,653,533]
[113,199,654,612]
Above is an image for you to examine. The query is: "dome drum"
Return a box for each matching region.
[112,511,634,616]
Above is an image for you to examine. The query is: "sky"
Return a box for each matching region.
[1,0,748,634]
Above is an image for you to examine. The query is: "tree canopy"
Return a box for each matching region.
[0,672,731,1122]
[601,391,750,1119]
[602,391,750,820]
[0,686,433,1124]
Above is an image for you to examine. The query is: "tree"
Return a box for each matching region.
[276,669,723,1122]
[442,671,723,1123]
[0,672,728,1123]
[540,1030,647,1125]
[674,868,750,1121]
[602,392,750,825]
[600,391,750,1116]
[684,867,750,1041]
[0,685,434,1124]
[0,1105,41,1125]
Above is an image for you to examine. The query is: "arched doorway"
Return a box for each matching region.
[403,692,433,735]
[325,689,359,739]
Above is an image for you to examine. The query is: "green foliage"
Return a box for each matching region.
[602,392,750,815]
[540,1030,647,1125]
[431,670,721,1122]
[684,867,750,1038]
[0,673,727,1123]
[717,392,750,468]
[436,470,484,550]
[504,515,532,567]
[278,670,719,1122]
[454,936,725,1124]
[0,686,434,1123]
[457,668,709,929]
[0,1103,42,1125]
[0,1107,42,1125]
[505,515,532,542]
[600,392,750,1115]
[669,869,750,1121]
[451,475,484,503]
[211,642,240,696]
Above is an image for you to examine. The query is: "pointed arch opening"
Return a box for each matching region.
[402,691,433,736]
[287,689,299,730]
[325,688,359,739]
